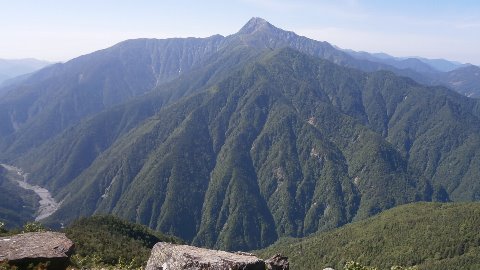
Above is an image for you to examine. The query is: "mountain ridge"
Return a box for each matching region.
[1,17,478,163]
[37,47,472,251]
[1,18,480,252]
[0,58,51,78]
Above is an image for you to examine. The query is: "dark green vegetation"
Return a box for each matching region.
[0,18,480,253]
[38,47,479,251]
[0,261,50,270]
[259,202,480,270]
[64,215,181,268]
[0,216,180,269]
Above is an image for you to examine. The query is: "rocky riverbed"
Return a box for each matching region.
[1,164,59,221]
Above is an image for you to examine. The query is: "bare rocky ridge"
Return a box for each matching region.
[146,242,288,270]
[0,232,74,269]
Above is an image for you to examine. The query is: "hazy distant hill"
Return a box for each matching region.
[1,18,480,252]
[344,49,465,73]
[0,58,50,86]
[414,57,465,72]
[435,64,480,97]
[259,202,480,270]
[343,49,439,74]
[344,49,480,97]
[0,74,8,84]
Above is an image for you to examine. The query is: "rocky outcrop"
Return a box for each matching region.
[146,242,289,270]
[266,254,289,270]
[0,232,74,270]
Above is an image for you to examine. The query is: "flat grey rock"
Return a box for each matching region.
[146,242,266,270]
[0,231,74,268]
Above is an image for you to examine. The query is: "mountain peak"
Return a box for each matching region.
[237,17,276,34]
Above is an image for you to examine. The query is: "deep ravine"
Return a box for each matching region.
[1,164,59,221]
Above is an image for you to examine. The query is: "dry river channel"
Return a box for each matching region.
[1,164,59,221]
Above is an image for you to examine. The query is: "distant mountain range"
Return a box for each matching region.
[434,64,480,97]
[0,58,51,87]
[1,18,480,252]
[342,49,466,73]
[342,48,480,97]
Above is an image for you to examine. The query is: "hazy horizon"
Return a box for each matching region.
[0,0,479,65]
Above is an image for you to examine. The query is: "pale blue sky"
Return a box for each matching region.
[1,0,479,64]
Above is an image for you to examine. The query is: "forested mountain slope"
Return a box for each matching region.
[2,17,477,162]
[1,18,479,253]
[0,35,224,159]
[36,48,480,251]
[259,202,480,270]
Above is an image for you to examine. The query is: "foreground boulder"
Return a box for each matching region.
[146,242,288,270]
[0,231,74,270]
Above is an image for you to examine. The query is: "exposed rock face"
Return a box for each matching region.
[266,254,289,270]
[146,242,277,270]
[0,232,74,269]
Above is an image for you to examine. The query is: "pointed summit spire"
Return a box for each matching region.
[237,17,275,34]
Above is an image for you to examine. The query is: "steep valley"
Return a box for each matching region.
[0,164,58,221]
[17,48,480,251]
[0,18,480,253]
